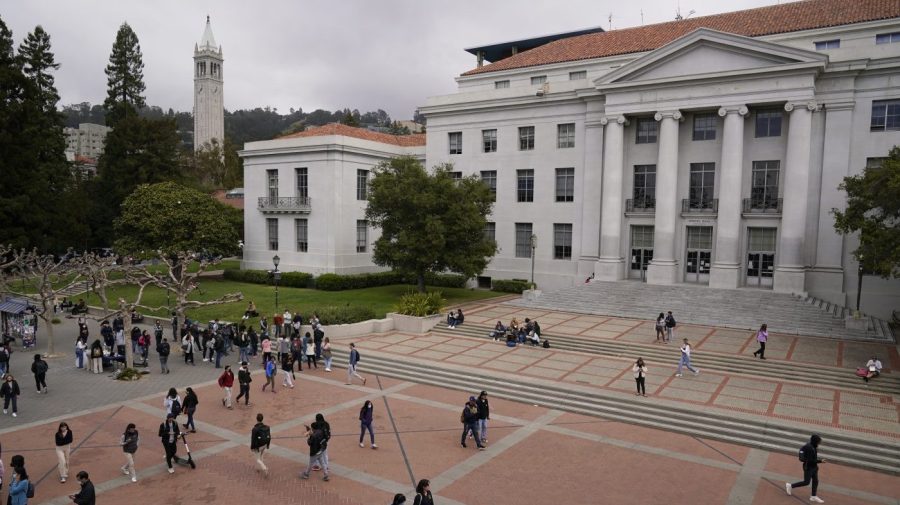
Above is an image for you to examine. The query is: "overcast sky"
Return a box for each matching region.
[4,0,777,119]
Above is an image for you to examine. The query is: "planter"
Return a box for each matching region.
[845,313,870,331]
[522,289,542,301]
[387,312,443,334]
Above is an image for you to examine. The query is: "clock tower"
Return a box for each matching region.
[193,16,224,151]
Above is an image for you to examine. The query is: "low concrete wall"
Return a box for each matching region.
[387,313,443,334]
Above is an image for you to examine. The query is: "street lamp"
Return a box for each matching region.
[530,234,537,287]
[272,255,281,310]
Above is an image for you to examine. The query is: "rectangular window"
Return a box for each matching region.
[632,165,656,209]
[692,114,716,141]
[688,163,716,209]
[482,129,497,152]
[266,169,279,200]
[448,132,463,154]
[267,218,278,251]
[750,161,780,210]
[494,80,510,89]
[636,118,658,144]
[480,170,497,200]
[531,75,547,85]
[515,223,533,258]
[356,220,368,253]
[295,218,308,252]
[557,123,575,148]
[517,169,534,202]
[518,126,535,150]
[484,222,495,242]
[876,32,900,44]
[553,223,573,260]
[449,171,462,180]
[356,169,368,200]
[866,157,887,169]
[755,110,783,137]
[569,70,587,80]
[814,39,840,50]
[686,226,713,250]
[870,99,900,132]
[555,168,574,202]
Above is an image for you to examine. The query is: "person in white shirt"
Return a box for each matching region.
[864,356,882,383]
[675,338,699,377]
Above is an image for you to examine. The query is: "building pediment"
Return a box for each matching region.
[597,28,827,90]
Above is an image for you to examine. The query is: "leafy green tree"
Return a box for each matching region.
[103,22,145,126]
[365,157,497,292]
[0,16,30,249]
[185,138,242,191]
[833,147,900,284]
[340,108,360,127]
[387,121,411,135]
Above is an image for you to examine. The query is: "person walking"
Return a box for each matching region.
[7,465,29,505]
[290,335,303,373]
[261,355,277,393]
[261,335,272,365]
[655,313,666,343]
[120,423,139,482]
[786,434,826,503]
[322,337,333,372]
[346,343,366,386]
[235,362,252,407]
[157,338,171,374]
[30,354,48,394]
[476,391,490,444]
[68,470,95,505]
[89,340,103,374]
[633,358,648,396]
[164,388,182,419]
[181,387,198,433]
[460,397,485,450]
[664,311,677,343]
[391,494,407,505]
[675,339,699,377]
[0,343,9,378]
[250,413,271,477]
[55,422,73,483]
[181,334,196,365]
[300,421,329,481]
[359,400,377,449]
[315,413,332,472]
[304,332,317,369]
[752,324,768,359]
[281,354,295,389]
[74,337,86,369]
[158,414,181,474]
[412,479,434,505]
[218,366,235,409]
[1,374,20,417]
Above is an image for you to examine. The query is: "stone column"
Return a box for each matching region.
[578,120,604,278]
[774,101,816,294]
[646,110,681,285]
[595,115,626,281]
[709,105,748,289]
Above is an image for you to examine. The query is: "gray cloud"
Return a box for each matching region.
[4,0,774,120]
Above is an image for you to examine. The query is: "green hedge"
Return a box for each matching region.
[223,268,314,288]
[224,268,468,291]
[311,305,377,325]
[420,272,467,288]
[315,271,404,291]
[491,278,532,293]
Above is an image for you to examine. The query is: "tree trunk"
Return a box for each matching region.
[121,302,134,369]
[417,272,426,293]
[41,313,55,356]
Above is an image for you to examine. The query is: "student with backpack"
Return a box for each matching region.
[250,413,271,477]
[300,421,329,481]
[7,465,29,505]
[235,362,252,407]
[664,311,676,343]
[261,355,277,393]
[346,343,366,386]
[30,355,48,394]
[157,338,171,374]
[786,434,826,502]
[164,388,182,418]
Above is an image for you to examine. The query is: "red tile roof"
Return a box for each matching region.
[462,0,900,76]
[278,123,426,147]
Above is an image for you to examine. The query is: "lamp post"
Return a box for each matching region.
[272,255,281,311]
[530,234,537,287]
[856,253,864,315]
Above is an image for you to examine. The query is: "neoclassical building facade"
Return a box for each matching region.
[419,0,900,317]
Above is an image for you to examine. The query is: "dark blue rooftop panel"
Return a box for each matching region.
[464,26,606,63]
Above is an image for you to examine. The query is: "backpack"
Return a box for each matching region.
[138,335,147,347]
[308,429,325,454]
[798,446,807,462]
[542,339,550,349]
[26,481,35,498]
[170,398,182,417]
[354,350,361,362]
[36,360,49,374]
[256,424,271,446]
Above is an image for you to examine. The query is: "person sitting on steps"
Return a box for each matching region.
[863,356,882,383]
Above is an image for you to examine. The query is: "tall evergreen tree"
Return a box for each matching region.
[0,15,29,248]
[103,22,145,126]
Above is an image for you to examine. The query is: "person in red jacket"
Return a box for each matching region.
[218,365,235,409]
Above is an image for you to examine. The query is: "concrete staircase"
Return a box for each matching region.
[431,323,900,395]
[508,280,895,343]
[798,293,894,339]
[331,350,900,475]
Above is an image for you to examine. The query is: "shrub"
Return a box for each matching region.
[311,305,377,325]
[419,272,467,288]
[280,271,315,288]
[51,317,62,324]
[115,367,142,381]
[223,268,314,288]
[395,290,445,316]
[491,279,532,293]
[315,271,403,291]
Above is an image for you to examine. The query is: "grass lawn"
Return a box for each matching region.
[78,278,506,323]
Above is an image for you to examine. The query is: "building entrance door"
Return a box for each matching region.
[746,227,776,288]
[684,226,713,284]
[630,225,654,282]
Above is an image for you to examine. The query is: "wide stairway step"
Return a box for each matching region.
[331,351,900,475]
[508,281,894,343]
[432,323,900,395]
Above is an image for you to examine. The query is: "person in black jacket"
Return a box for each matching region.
[31,354,48,394]
[476,391,490,445]
[68,470,95,505]
[158,414,181,474]
[157,338,171,374]
[250,413,270,477]
[786,434,825,502]
[460,397,485,450]
[235,362,252,406]
[412,479,433,505]
[300,421,329,481]
[55,422,73,482]
[1,374,20,417]
[120,423,139,482]
[181,387,199,433]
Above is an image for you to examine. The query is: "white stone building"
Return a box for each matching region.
[64,122,110,158]
[240,123,425,274]
[193,16,224,151]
